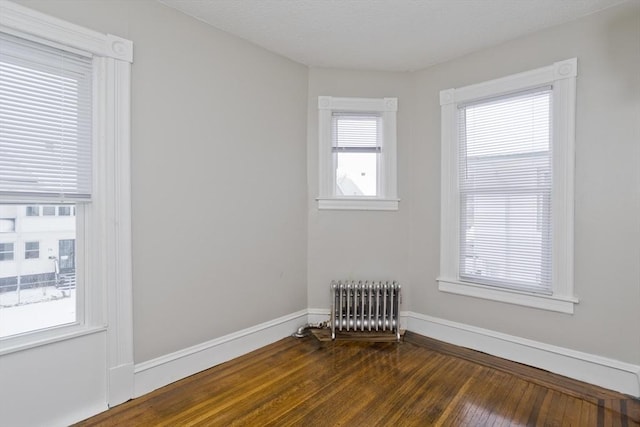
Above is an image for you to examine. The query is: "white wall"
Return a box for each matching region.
[17,0,309,363]
[407,1,639,365]
[306,68,414,309]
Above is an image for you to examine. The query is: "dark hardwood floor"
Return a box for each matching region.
[77,331,640,426]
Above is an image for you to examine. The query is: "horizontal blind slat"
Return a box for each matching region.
[459,87,552,292]
[0,31,92,200]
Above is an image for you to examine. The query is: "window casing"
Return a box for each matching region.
[317,96,399,210]
[438,58,578,314]
[0,0,134,406]
[0,1,133,366]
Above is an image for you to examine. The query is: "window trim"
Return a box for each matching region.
[438,58,578,314]
[0,0,133,405]
[317,96,399,211]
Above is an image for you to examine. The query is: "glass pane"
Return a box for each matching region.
[0,204,77,338]
[336,152,377,196]
[42,206,56,216]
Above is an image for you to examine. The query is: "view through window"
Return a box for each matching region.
[0,205,77,338]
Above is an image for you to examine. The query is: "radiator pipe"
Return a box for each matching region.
[292,322,327,338]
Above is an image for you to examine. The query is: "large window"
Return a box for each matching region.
[317,96,399,210]
[0,31,91,338]
[0,1,134,409]
[438,59,578,314]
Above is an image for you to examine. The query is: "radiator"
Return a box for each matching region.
[330,280,401,341]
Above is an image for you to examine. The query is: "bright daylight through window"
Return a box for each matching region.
[318,96,398,210]
[0,31,91,338]
[459,88,552,293]
[438,58,577,313]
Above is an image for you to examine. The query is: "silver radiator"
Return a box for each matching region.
[330,280,401,341]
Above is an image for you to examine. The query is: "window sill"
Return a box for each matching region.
[317,198,399,211]
[437,278,578,314]
[0,324,107,356]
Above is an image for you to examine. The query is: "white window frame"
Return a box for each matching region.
[317,96,399,210]
[438,58,578,314]
[0,0,134,404]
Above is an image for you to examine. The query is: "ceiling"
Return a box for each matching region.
[158,0,627,71]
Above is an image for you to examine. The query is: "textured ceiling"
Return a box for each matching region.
[159,0,627,71]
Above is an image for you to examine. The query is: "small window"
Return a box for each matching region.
[317,96,399,210]
[26,206,39,216]
[25,241,39,259]
[58,206,71,216]
[333,113,381,197]
[0,242,14,261]
[43,206,56,216]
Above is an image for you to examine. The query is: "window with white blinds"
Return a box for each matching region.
[0,32,93,201]
[332,113,381,197]
[317,96,398,210]
[458,88,552,294]
[438,58,577,313]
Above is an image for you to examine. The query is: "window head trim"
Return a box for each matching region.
[438,58,577,314]
[317,96,399,211]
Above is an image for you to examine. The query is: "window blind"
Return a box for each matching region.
[0,32,92,201]
[458,87,553,294]
[332,113,381,152]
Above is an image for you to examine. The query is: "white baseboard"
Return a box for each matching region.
[405,311,640,398]
[133,309,308,398]
[109,363,134,407]
[307,308,330,324]
[132,308,640,402]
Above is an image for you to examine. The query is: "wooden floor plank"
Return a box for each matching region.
[75,332,640,426]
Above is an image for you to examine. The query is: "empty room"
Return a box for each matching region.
[0,0,638,425]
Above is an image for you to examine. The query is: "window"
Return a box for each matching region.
[58,206,71,216]
[0,243,14,261]
[438,58,578,314]
[0,1,134,407]
[317,96,399,210]
[25,241,39,259]
[42,206,56,216]
[0,30,91,337]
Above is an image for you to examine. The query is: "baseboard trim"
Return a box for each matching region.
[109,363,134,407]
[307,308,330,324]
[133,309,308,397]
[132,308,640,401]
[405,311,640,398]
